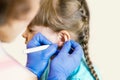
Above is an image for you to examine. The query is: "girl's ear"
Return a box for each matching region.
[57,30,70,47]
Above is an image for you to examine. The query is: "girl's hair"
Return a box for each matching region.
[0,0,31,25]
[29,0,99,79]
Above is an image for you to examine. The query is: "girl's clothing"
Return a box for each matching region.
[40,56,101,80]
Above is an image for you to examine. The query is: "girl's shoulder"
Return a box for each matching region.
[67,57,102,80]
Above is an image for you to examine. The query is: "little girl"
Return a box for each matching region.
[23,0,101,80]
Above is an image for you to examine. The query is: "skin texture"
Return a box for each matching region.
[22,26,58,44]
[0,0,40,42]
[22,25,70,46]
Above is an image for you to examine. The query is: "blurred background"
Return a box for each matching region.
[2,0,120,80]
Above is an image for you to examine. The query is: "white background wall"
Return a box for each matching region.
[2,0,120,80]
[88,0,120,80]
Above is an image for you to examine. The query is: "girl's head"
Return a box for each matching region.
[0,0,40,42]
[23,0,89,45]
[23,0,99,79]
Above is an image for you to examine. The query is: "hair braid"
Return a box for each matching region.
[77,0,99,79]
[79,25,99,80]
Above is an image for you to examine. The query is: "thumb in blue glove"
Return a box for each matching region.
[48,40,83,80]
[26,33,58,79]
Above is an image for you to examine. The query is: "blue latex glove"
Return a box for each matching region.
[26,33,58,79]
[48,40,83,80]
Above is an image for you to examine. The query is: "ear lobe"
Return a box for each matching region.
[57,30,70,47]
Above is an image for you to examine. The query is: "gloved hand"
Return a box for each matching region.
[48,40,83,80]
[26,33,58,79]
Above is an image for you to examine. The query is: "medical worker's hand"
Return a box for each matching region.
[48,40,83,80]
[26,33,58,79]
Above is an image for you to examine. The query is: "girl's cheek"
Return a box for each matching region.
[29,34,35,40]
[25,33,34,44]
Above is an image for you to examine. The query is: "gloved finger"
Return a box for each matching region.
[70,40,83,58]
[43,44,58,59]
[27,33,52,48]
[59,41,71,56]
